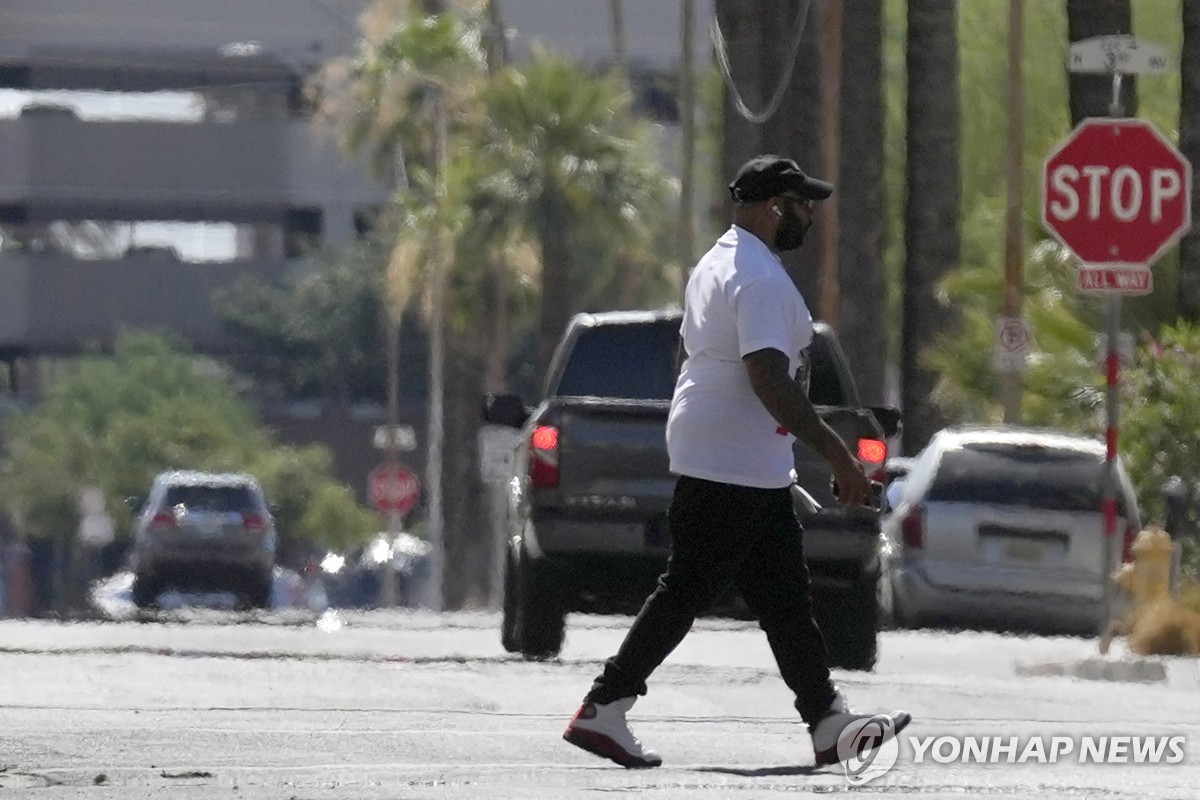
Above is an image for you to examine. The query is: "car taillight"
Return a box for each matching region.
[900,504,924,549]
[149,511,176,529]
[1121,522,1137,563]
[529,424,560,488]
[242,512,269,533]
[858,438,888,481]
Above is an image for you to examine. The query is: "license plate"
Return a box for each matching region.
[1005,539,1043,562]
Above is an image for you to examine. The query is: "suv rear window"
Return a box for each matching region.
[557,322,680,400]
[928,443,1109,512]
[164,485,257,513]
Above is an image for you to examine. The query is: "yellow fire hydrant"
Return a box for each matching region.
[1120,525,1175,607]
[1100,525,1175,655]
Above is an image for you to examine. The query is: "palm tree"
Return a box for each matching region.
[1180,0,1200,320]
[902,0,961,455]
[480,50,672,382]
[325,6,494,608]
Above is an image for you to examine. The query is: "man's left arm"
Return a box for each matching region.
[743,347,870,506]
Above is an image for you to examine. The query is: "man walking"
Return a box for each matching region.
[563,155,910,768]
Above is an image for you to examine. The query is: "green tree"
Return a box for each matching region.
[214,238,401,406]
[0,332,378,584]
[1119,322,1200,534]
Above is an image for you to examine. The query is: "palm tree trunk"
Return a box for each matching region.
[536,191,573,384]
[1180,0,1200,320]
[716,0,824,304]
[836,0,886,404]
[440,322,491,608]
[902,0,961,455]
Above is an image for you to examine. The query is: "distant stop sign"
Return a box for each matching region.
[368,463,421,515]
[1042,118,1192,266]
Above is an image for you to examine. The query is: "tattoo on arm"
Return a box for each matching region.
[743,348,855,468]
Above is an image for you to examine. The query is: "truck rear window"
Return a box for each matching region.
[556,322,680,400]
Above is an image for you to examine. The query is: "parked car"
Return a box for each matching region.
[130,470,277,608]
[318,532,431,609]
[883,426,1140,635]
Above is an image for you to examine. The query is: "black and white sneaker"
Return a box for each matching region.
[811,693,911,766]
[563,697,663,769]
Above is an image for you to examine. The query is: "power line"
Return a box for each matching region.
[711,0,810,125]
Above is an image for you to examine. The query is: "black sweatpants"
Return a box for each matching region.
[585,474,838,725]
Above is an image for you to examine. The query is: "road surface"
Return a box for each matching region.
[1,609,1197,798]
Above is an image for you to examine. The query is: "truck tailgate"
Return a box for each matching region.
[557,398,675,518]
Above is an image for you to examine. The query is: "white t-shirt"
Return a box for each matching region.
[666,225,814,489]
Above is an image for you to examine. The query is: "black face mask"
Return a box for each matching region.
[774,213,809,251]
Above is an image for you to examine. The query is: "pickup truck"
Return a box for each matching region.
[482,309,899,670]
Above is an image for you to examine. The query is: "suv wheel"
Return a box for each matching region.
[817,573,879,672]
[131,573,162,609]
[502,544,565,661]
[239,570,273,609]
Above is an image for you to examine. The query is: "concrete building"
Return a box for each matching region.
[0,0,705,506]
[0,0,391,365]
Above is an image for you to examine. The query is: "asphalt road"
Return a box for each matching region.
[2,609,1198,799]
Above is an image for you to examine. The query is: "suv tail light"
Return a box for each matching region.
[242,512,269,533]
[900,504,925,549]
[529,425,560,488]
[149,511,176,530]
[858,438,888,481]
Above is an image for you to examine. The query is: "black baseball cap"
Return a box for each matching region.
[728,155,834,204]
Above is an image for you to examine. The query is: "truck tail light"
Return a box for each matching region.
[858,438,888,481]
[529,424,560,488]
[900,504,925,550]
[242,512,269,533]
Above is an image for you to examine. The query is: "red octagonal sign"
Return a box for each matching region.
[368,463,421,516]
[1043,117,1192,267]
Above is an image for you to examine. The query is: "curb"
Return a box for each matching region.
[1014,656,1167,684]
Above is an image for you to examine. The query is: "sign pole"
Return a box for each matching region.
[1099,68,1125,626]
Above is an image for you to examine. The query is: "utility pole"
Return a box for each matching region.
[1001,0,1026,422]
[610,0,628,78]
[380,142,406,610]
[425,86,448,613]
[679,0,696,291]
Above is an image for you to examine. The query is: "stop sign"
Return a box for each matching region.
[368,463,421,515]
[1042,118,1192,266]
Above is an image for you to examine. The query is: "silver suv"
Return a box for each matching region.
[131,470,277,608]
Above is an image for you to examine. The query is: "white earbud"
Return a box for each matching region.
[773,205,783,217]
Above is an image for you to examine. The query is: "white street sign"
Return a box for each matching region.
[1068,36,1170,75]
[373,424,417,451]
[1077,266,1153,295]
[993,316,1032,373]
[478,425,521,483]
